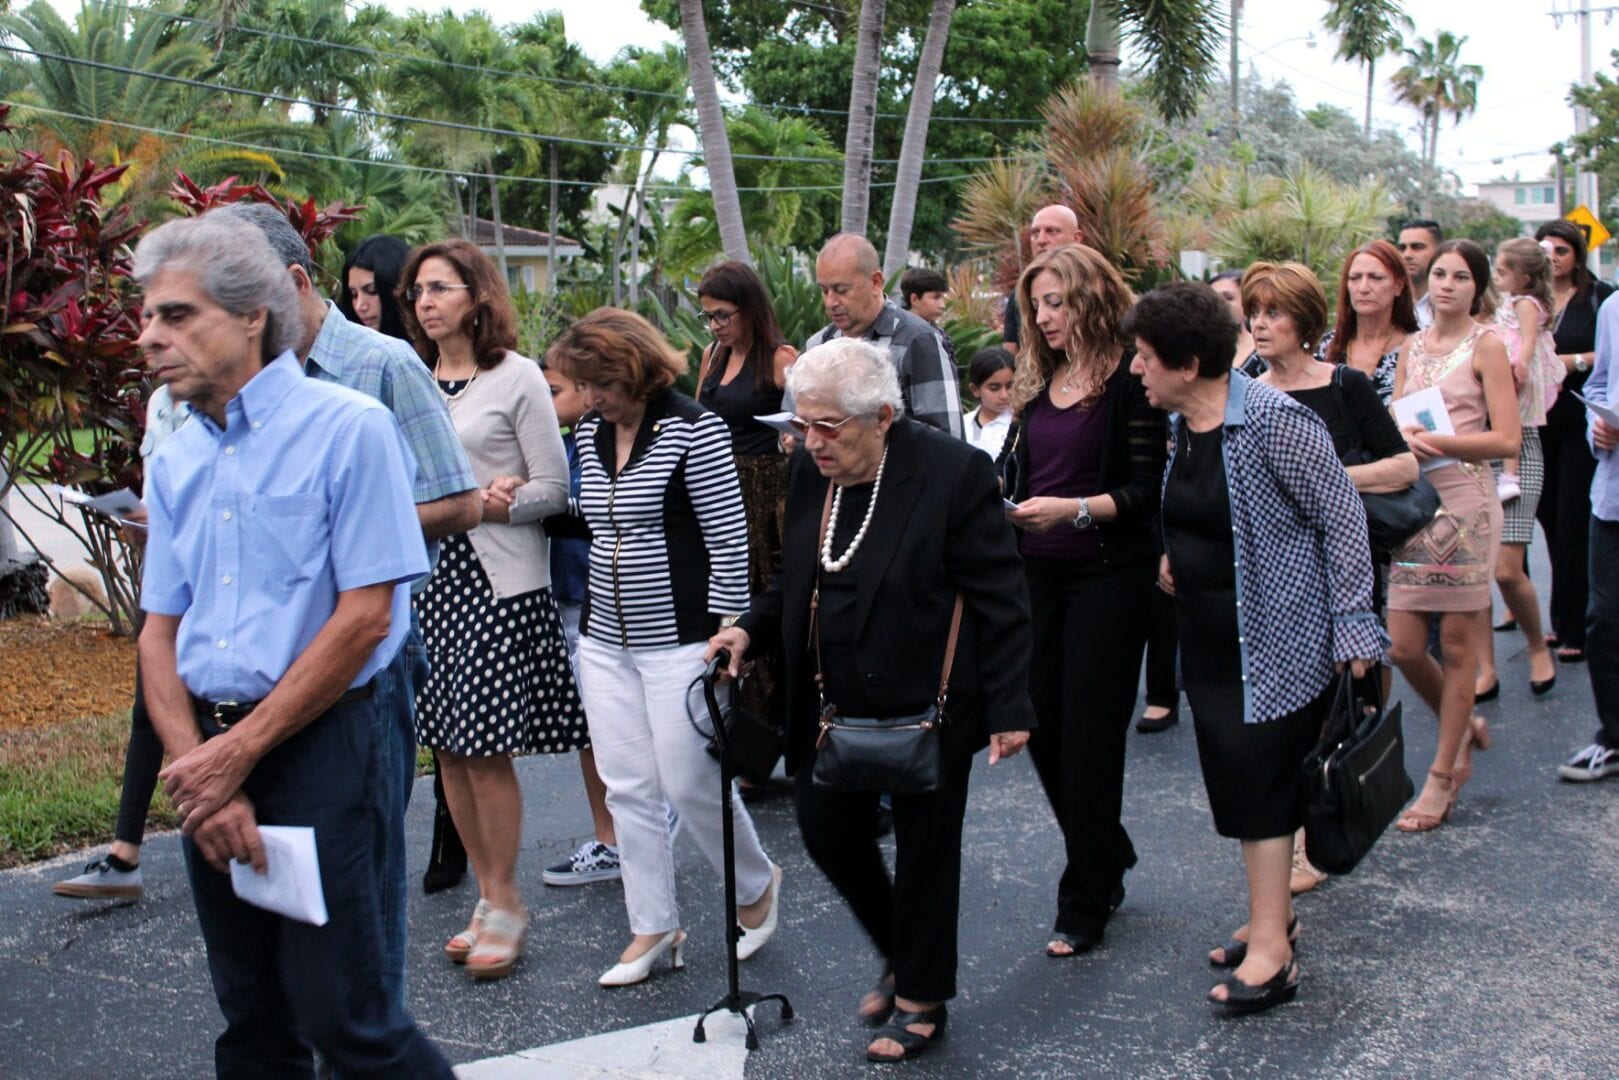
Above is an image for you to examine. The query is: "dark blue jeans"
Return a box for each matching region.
[1588,518,1619,749]
[182,692,451,1079]
[374,614,428,1010]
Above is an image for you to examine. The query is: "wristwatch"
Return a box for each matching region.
[1071,497,1094,531]
[1575,354,1591,374]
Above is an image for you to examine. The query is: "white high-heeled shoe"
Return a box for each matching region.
[736,864,782,961]
[598,929,686,987]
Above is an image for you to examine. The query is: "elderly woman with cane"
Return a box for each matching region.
[708,337,1034,1063]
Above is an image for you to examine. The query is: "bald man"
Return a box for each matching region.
[1003,205,1085,348]
[804,233,963,437]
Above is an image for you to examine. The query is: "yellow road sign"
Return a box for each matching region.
[1565,205,1611,249]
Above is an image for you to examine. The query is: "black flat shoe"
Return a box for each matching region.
[1494,617,1517,632]
[1557,647,1586,664]
[1532,673,1557,697]
[1210,915,1298,968]
[1136,707,1179,733]
[858,973,896,1024]
[1210,961,1300,1014]
[1046,931,1101,958]
[867,1003,947,1063]
[1474,680,1500,703]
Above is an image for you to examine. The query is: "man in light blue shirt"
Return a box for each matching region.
[217,203,482,1006]
[134,214,453,1077]
[1560,288,1619,782]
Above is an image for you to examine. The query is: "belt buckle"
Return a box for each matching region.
[211,700,247,727]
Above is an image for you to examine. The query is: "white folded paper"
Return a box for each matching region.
[1572,391,1619,430]
[752,411,798,436]
[229,825,329,926]
[1392,386,1457,472]
[54,485,144,519]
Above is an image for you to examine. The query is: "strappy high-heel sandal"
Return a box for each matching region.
[1453,715,1492,791]
[1209,960,1300,1014]
[1209,915,1299,969]
[866,1003,947,1063]
[466,907,528,981]
[445,898,492,964]
[1396,769,1456,833]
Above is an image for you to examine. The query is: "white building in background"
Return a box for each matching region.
[472,218,583,294]
[1475,178,1563,234]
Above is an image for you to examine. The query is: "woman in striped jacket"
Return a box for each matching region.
[546,308,781,988]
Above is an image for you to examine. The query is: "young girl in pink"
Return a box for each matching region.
[1490,238,1561,501]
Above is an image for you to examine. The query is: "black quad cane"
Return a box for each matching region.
[692,650,793,1050]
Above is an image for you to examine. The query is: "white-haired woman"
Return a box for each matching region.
[709,337,1035,1063]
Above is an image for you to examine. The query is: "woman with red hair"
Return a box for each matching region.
[1319,240,1422,406]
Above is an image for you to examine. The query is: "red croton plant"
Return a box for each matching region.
[0,106,366,631]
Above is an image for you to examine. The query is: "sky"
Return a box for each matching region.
[449,0,1619,196]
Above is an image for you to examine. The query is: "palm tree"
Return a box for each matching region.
[1391,31,1482,215]
[841,0,886,235]
[1086,0,1224,122]
[882,0,955,279]
[227,0,390,126]
[604,44,690,303]
[677,0,749,264]
[1322,0,1413,136]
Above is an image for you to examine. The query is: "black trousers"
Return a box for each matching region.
[1144,582,1179,710]
[183,693,452,1079]
[113,610,162,847]
[1025,556,1152,939]
[1588,518,1619,749]
[1539,416,1598,648]
[795,749,973,1003]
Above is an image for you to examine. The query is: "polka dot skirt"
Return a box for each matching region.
[414,533,588,757]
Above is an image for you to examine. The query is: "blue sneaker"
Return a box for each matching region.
[53,856,143,899]
[542,841,621,886]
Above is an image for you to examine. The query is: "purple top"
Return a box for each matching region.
[1019,388,1107,560]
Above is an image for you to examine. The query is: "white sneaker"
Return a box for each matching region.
[53,856,143,899]
[1559,743,1619,782]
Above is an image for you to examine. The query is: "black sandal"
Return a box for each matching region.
[1209,915,1298,969]
[858,973,896,1024]
[866,1003,947,1063]
[1209,960,1300,1014]
[1045,931,1100,958]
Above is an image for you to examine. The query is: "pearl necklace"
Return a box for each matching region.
[434,359,477,401]
[821,446,889,573]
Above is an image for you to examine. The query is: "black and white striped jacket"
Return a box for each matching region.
[575,388,750,648]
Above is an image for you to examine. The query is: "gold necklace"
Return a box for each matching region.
[1058,358,1084,395]
[434,358,477,401]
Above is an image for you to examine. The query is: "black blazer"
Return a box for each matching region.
[998,359,1168,566]
[739,419,1035,774]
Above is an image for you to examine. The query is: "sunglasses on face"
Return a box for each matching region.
[699,309,737,328]
[787,414,860,439]
[404,281,472,303]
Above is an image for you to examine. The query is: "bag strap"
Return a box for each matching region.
[811,480,964,714]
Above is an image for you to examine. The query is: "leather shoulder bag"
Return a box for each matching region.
[808,483,962,794]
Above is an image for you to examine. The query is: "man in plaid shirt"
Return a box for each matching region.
[805,234,963,438]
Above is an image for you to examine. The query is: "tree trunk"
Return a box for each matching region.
[882,0,955,280]
[629,147,661,306]
[548,142,560,292]
[1228,0,1241,139]
[841,0,887,236]
[1363,60,1375,137]
[1085,0,1121,95]
[488,168,509,287]
[678,0,751,264]
[466,171,478,240]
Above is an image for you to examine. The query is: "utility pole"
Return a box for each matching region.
[1553,0,1605,268]
[1228,0,1242,140]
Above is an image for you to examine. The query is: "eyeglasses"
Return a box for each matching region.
[787,414,860,439]
[405,282,472,303]
[698,309,737,328]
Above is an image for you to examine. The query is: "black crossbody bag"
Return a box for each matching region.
[808,484,962,794]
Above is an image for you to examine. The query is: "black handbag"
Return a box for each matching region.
[1301,669,1414,875]
[1327,365,1441,552]
[807,484,963,794]
[699,671,786,785]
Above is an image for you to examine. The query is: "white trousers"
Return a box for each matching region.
[576,637,774,935]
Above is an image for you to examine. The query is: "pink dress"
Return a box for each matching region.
[1388,325,1502,613]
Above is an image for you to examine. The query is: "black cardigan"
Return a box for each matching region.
[997,359,1168,566]
[739,419,1036,773]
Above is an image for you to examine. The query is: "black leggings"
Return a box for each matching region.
[114,647,164,847]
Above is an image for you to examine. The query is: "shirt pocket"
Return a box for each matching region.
[247,493,330,595]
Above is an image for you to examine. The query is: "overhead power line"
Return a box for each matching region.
[114,3,1047,127]
[1,100,979,194]
[0,42,1011,167]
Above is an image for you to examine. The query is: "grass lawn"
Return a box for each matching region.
[0,710,178,869]
[4,428,98,473]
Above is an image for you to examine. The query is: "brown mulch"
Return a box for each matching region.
[0,616,135,732]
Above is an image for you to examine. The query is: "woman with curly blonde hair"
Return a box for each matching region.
[1000,244,1169,957]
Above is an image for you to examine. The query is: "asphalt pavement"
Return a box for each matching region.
[2,587,1616,1077]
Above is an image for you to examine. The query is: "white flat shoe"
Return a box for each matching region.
[599,929,686,987]
[736,864,782,961]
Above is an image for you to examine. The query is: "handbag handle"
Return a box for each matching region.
[811,481,964,713]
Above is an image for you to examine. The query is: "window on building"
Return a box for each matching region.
[1516,187,1526,205]
[1544,186,1556,204]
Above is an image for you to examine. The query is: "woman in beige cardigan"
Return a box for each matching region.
[401,239,586,980]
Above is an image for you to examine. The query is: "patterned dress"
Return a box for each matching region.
[1388,326,1503,613]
